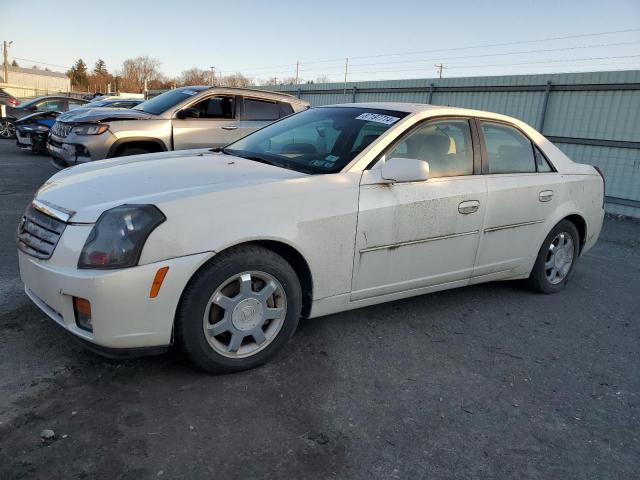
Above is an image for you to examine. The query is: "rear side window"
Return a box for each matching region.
[481,122,536,174]
[243,98,280,121]
[279,102,294,117]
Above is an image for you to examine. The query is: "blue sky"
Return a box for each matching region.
[3,0,640,82]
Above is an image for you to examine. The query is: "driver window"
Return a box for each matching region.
[387,119,474,178]
[191,96,235,119]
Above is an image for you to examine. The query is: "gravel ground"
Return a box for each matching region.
[0,138,638,479]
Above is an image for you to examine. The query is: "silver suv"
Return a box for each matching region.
[47,86,309,166]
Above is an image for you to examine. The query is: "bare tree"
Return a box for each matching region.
[315,75,331,84]
[220,72,253,88]
[119,56,162,92]
[179,67,210,86]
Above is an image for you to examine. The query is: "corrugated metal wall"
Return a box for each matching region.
[269,70,640,218]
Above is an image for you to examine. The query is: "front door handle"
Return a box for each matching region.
[539,190,554,202]
[458,200,480,214]
[221,125,238,130]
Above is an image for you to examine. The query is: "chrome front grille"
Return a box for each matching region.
[51,122,72,138]
[17,204,67,259]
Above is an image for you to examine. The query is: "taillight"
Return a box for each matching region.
[594,166,605,209]
[9,99,19,107]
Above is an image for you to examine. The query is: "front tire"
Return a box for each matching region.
[0,119,16,139]
[176,245,302,373]
[116,146,151,157]
[528,220,580,294]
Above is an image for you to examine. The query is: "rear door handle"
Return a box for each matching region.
[539,190,554,202]
[221,126,238,130]
[458,200,480,214]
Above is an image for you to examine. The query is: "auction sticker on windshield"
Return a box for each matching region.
[355,112,401,125]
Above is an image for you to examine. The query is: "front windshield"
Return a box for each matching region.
[224,107,408,174]
[133,87,207,115]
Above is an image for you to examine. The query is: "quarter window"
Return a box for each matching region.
[243,98,280,121]
[535,147,553,172]
[481,122,536,174]
[387,119,474,178]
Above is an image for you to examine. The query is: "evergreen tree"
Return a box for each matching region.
[94,59,108,76]
[67,59,89,89]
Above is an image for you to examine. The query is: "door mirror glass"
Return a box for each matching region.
[176,107,200,119]
[380,157,430,183]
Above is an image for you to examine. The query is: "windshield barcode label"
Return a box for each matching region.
[355,113,401,125]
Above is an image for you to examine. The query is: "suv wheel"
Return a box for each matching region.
[117,146,151,157]
[176,245,302,373]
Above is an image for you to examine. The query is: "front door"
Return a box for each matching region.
[172,95,241,149]
[351,118,487,301]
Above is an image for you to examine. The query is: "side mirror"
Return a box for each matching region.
[176,107,200,119]
[28,105,39,111]
[380,157,430,183]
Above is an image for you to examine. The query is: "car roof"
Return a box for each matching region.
[177,85,308,105]
[322,102,527,125]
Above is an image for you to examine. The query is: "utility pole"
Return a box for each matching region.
[434,63,447,79]
[343,57,349,95]
[3,41,12,85]
[294,60,300,85]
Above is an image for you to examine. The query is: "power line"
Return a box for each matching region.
[296,40,640,73]
[238,40,640,78]
[222,27,640,73]
[13,57,71,70]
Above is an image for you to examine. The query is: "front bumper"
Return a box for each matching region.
[19,249,214,351]
[47,131,116,166]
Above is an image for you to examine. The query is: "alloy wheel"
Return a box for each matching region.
[202,271,287,358]
[545,232,575,284]
[0,120,15,138]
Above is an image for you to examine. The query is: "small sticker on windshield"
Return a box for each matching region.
[355,113,400,125]
[182,90,198,96]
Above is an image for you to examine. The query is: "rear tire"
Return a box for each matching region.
[528,220,580,294]
[176,245,302,373]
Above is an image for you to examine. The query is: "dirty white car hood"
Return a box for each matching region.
[36,150,307,223]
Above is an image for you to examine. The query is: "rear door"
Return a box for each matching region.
[172,94,239,149]
[473,119,559,277]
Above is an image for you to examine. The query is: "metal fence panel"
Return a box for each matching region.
[270,70,640,218]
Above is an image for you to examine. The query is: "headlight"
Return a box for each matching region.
[71,124,109,135]
[78,205,165,269]
[22,125,49,132]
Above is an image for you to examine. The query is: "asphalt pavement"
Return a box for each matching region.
[0,138,638,479]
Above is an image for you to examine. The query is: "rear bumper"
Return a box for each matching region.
[19,250,214,350]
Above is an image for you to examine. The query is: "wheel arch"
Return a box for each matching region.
[180,239,314,318]
[563,213,587,253]
[107,137,168,158]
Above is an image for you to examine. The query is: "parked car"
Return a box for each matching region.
[47,86,309,166]
[0,88,20,107]
[15,111,61,153]
[82,98,144,109]
[17,103,605,373]
[0,95,88,139]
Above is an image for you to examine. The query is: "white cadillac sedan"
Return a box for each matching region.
[18,103,605,372]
